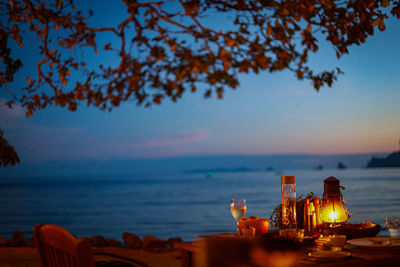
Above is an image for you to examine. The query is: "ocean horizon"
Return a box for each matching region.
[0,152,390,178]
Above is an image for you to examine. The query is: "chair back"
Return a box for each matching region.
[34,224,95,267]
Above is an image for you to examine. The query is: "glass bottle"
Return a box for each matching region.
[307,202,316,232]
[303,199,309,230]
[281,176,297,229]
[313,198,322,229]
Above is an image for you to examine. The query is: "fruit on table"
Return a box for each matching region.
[239,216,270,236]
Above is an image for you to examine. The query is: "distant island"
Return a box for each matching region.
[337,162,347,169]
[366,151,400,168]
[314,164,323,170]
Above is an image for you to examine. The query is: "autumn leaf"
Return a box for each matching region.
[371,18,380,27]
[225,38,235,47]
[153,97,161,104]
[2,0,400,166]
[256,54,269,69]
[66,40,74,49]
[307,24,312,33]
[219,49,231,59]
[104,43,112,50]
[68,102,77,111]
[267,23,273,36]
[381,0,390,7]
[297,70,303,79]
[378,19,386,31]
[86,35,96,47]
[223,59,230,71]
[282,8,289,17]
[26,109,33,118]
[25,11,31,23]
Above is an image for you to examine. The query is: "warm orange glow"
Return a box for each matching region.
[319,199,348,223]
[329,210,338,221]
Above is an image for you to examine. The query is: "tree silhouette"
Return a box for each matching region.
[0,130,20,166]
[1,0,399,165]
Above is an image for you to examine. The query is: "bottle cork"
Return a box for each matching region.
[281,176,295,184]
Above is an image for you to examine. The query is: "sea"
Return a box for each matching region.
[1,168,399,241]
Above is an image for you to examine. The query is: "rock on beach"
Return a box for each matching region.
[122,232,142,249]
[0,237,11,247]
[11,231,29,247]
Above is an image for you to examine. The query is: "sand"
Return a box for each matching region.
[0,247,181,267]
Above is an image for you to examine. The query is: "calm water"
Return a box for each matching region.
[1,168,400,241]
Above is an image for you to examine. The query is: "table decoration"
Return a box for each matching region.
[386,217,400,238]
[279,229,304,242]
[319,177,349,225]
[281,176,297,229]
[230,198,246,234]
[270,192,317,231]
[329,235,347,250]
[325,221,381,239]
[303,199,317,232]
[241,227,255,237]
[238,216,270,236]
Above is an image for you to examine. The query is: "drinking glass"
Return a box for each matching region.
[230,198,246,234]
[386,217,400,238]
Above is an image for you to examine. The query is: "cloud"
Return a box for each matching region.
[85,130,212,159]
[141,130,211,147]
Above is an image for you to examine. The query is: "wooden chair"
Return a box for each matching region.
[34,224,95,267]
[34,224,147,267]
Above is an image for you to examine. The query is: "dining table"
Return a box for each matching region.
[174,233,400,267]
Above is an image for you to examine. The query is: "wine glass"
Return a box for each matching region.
[230,198,246,234]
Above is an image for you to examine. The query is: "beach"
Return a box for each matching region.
[0,230,182,267]
[0,247,181,267]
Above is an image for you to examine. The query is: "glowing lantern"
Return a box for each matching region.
[319,177,349,224]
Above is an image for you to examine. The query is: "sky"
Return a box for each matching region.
[1,1,400,172]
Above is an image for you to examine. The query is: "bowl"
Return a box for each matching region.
[323,221,381,239]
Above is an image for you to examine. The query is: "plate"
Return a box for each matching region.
[308,250,350,261]
[348,237,400,249]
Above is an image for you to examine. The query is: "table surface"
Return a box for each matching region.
[174,235,400,267]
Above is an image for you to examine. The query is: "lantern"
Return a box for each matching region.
[319,177,349,224]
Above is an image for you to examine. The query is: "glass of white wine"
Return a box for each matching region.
[230,198,246,234]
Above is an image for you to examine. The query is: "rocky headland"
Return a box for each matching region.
[366,151,400,168]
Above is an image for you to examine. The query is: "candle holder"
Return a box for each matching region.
[319,177,349,226]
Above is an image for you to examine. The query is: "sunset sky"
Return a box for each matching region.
[1,1,400,165]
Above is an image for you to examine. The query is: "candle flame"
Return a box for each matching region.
[319,199,348,223]
[329,211,338,222]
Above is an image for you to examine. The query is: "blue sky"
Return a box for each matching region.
[1,1,400,165]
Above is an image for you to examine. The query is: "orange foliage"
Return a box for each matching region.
[1,0,399,165]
